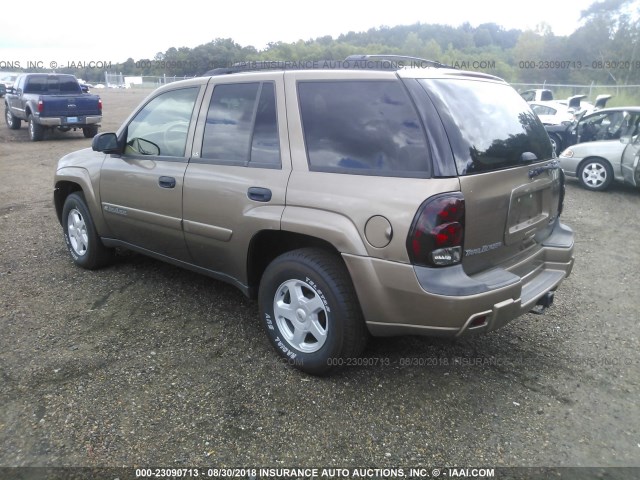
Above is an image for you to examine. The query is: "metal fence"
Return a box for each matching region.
[512,82,640,102]
[104,73,196,89]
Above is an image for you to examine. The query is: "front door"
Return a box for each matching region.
[621,138,640,187]
[99,84,204,260]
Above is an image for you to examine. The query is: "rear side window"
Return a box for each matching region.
[298,80,430,177]
[201,82,280,168]
[419,79,553,175]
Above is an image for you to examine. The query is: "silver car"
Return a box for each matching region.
[558,108,640,191]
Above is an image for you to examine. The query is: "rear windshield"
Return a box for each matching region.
[24,76,81,94]
[418,79,552,175]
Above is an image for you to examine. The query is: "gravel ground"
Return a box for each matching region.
[1,90,639,477]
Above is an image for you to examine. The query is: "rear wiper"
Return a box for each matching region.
[529,160,560,179]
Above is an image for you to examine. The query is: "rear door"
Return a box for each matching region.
[181,73,290,285]
[415,77,561,275]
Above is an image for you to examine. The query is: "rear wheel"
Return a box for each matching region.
[578,158,613,191]
[62,192,113,269]
[258,248,368,375]
[28,115,44,141]
[83,125,98,138]
[5,106,21,129]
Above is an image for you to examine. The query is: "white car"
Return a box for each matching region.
[530,95,611,126]
[1,74,18,88]
[558,108,640,191]
[530,101,577,125]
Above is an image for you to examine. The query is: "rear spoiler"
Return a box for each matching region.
[594,94,612,110]
[568,94,587,110]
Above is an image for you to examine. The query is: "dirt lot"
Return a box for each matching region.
[1,89,639,476]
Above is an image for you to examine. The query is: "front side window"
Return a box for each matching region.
[201,82,280,167]
[298,80,430,177]
[126,87,199,158]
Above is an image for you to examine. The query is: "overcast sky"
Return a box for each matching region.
[0,0,598,67]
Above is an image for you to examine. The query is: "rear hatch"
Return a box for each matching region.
[413,76,562,275]
[40,94,101,117]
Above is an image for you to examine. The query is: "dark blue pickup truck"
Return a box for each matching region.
[4,73,102,141]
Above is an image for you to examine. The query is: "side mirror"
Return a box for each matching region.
[80,84,89,93]
[129,137,160,156]
[7,86,15,94]
[92,132,119,153]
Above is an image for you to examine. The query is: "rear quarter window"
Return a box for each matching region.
[298,80,431,177]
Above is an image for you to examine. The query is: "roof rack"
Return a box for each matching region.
[202,55,453,77]
[344,54,453,69]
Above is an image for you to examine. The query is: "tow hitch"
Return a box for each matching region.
[530,291,555,315]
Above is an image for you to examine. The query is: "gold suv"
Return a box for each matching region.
[54,56,575,374]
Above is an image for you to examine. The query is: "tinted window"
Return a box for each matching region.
[298,80,430,177]
[251,83,280,166]
[24,75,81,94]
[202,82,280,167]
[419,79,552,175]
[126,87,199,157]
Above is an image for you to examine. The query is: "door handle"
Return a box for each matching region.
[158,176,176,189]
[247,187,272,202]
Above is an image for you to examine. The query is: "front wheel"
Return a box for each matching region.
[28,115,44,141]
[549,133,563,155]
[258,248,368,375]
[5,106,21,129]
[61,192,113,269]
[578,159,613,191]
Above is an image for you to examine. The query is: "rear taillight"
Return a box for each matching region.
[37,100,43,113]
[407,193,465,267]
[98,98,102,111]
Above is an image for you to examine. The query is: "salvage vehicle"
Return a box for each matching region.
[54,55,574,374]
[544,96,613,153]
[5,73,102,140]
[559,108,640,190]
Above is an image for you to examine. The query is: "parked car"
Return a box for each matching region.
[545,101,621,154]
[559,108,640,190]
[530,100,578,126]
[531,95,611,130]
[54,55,574,374]
[0,83,5,98]
[4,73,102,140]
[1,74,18,89]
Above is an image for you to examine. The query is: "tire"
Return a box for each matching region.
[549,133,562,155]
[578,158,613,191]
[28,115,44,141]
[258,248,368,375]
[5,106,21,130]
[61,192,113,269]
[83,125,98,138]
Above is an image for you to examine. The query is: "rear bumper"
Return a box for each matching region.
[38,115,101,127]
[343,221,574,337]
